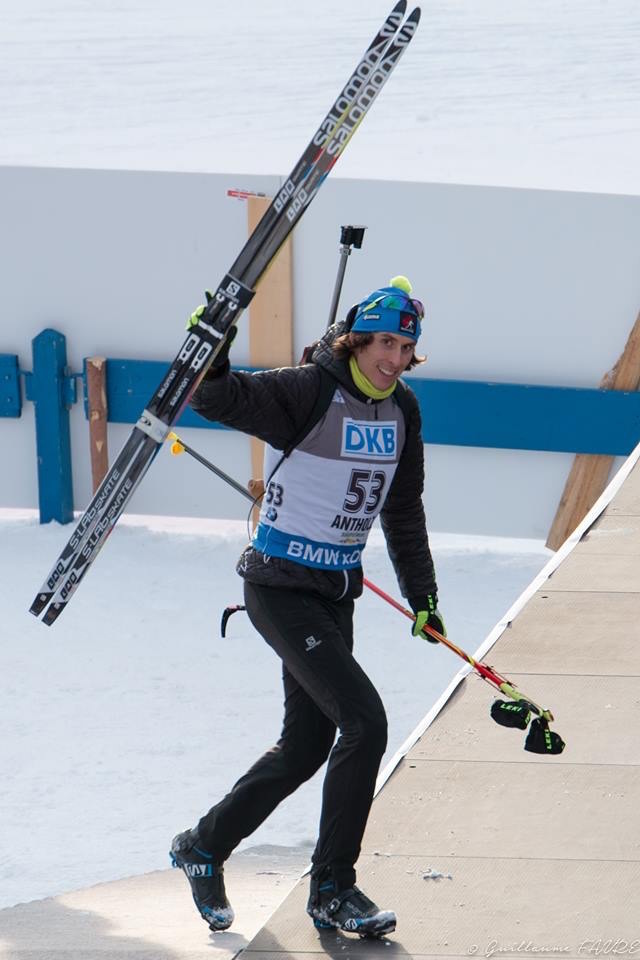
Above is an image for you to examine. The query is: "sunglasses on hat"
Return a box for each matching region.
[362,293,425,320]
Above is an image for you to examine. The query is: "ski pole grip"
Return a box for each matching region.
[327,226,367,329]
[340,225,366,248]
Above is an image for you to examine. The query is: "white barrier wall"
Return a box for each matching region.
[2,165,639,537]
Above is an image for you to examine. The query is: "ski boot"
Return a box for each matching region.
[306,873,396,939]
[170,828,234,931]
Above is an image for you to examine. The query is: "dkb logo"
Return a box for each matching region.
[341,420,397,460]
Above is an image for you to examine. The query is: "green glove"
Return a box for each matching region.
[187,304,205,329]
[411,594,446,644]
[186,290,214,330]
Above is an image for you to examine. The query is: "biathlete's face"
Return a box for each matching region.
[354,332,416,391]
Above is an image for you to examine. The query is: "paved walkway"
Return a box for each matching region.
[0,845,311,960]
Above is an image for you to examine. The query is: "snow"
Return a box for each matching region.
[0,0,639,194]
[0,508,549,909]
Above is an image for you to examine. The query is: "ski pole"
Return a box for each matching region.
[167,431,255,637]
[326,225,366,329]
[298,224,366,364]
[165,432,565,752]
[167,432,255,503]
[362,576,553,721]
[363,578,566,753]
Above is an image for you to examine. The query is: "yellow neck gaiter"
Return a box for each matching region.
[349,354,397,401]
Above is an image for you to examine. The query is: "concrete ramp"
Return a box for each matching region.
[244,447,640,957]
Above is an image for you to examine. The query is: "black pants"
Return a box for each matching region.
[197,581,388,889]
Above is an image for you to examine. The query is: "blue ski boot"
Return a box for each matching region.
[306,873,396,938]
[170,828,234,931]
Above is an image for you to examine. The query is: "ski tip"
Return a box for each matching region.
[396,6,420,40]
[29,593,52,618]
[42,602,64,627]
[379,1,406,40]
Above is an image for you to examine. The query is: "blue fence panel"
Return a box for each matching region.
[24,330,76,523]
[98,358,640,456]
[101,359,221,430]
[409,378,640,456]
[5,341,640,528]
[0,354,21,417]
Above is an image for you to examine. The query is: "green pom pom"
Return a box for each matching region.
[389,275,412,295]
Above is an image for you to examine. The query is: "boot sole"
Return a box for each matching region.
[311,914,396,938]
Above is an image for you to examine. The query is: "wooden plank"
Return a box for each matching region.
[247,478,265,533]
[246,856,640,957]
[365,759,639,861]
[546,452,614,550]
[546,309,640,549]
[246,196,294,485]
[86,356,109,493]
[409,673,640,764]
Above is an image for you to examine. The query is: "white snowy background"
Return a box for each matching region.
[0,510,549,909]
[1,0,638,194]
[0,0,636,912]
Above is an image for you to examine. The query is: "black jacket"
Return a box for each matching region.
[190,325,438,607]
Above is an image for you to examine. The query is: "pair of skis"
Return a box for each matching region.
[30,2,421,626]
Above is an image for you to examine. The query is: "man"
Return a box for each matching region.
[170,276,445,938]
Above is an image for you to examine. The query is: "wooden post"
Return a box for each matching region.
[546,309,640,550]
[246,195,294,491]
[86,357,109,494]
[248,478,265,533]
